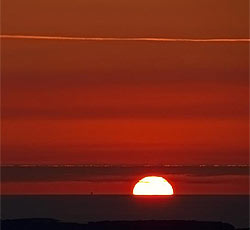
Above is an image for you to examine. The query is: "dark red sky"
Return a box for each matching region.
[1,0,249,194]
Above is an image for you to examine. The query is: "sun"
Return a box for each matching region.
[133,176,174,195]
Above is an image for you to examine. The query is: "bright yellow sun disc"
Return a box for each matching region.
[133,176,174,195]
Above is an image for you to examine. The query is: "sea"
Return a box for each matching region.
[1,195,249,228]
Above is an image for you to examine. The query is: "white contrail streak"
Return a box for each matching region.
[1,34,250,42]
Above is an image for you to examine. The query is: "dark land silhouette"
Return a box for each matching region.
[2,218,248,230]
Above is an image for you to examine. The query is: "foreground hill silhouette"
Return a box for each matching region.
[2,218,247,230]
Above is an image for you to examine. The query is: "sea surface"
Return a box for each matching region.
[1,195,249,228]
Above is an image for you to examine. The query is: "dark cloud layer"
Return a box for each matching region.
[1,165,248,183]
[3,103,248,120]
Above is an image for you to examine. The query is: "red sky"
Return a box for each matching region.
[1,0,249,194]
[2,42,248,165]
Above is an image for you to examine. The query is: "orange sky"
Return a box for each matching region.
[1,0,249,194]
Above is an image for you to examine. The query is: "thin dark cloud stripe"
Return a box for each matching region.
[1,35,250,42]
[1,165,249,183]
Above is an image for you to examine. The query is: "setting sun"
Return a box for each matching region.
[133,176,174,195]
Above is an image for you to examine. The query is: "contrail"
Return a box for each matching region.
[1,34,250,42]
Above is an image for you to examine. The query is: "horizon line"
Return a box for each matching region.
[2,194,248,196]
[1,35,250,42]
[1,164,249,167]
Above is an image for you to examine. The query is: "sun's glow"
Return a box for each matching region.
[133,176,174,195]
